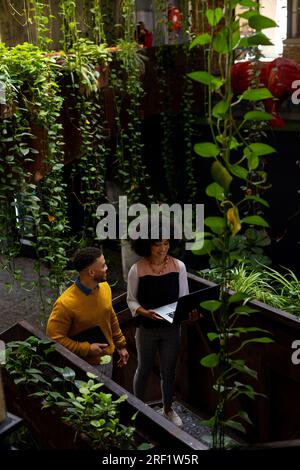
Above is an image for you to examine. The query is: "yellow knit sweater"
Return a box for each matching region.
[46,282,126,365]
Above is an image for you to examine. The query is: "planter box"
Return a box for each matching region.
[185,273,300,443]
[112,274,300,445]
[0,320,206,451]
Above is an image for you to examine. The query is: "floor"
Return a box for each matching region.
[0,246,126,334]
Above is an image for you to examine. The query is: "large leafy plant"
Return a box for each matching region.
[43,372,137,450]
[189,1,275,448]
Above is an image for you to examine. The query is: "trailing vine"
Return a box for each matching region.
[30,0,52,50]
[59,0,79,51]
[66,41,110,242]
[152,0,167,46]
[0,44,71,324]
[154,44,178,202]
[110,0,153,205]
[91,0,107,45]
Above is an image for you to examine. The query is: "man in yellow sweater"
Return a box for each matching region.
[46,247,128,377]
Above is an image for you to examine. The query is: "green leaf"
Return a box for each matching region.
[239,0,259,7]
[238,11,257,22]
[229,164,248,180]
[14,377,26,385]
[26,368,42,374]
[247,32,274,46]
[201,416,216,428]
[240,337,274,348]
[213,29,229,54]
[232,28,241,50]
[247,143,276,156]
[201,353,219,368]
[20,148,30,156]
[212,100,229,118]
[225,419,246,434]
[188,71,224,90]
[248,14,277,30]
[243,195,269,207]
[194,142,220,158]
[190,33,212,49]
[234,305,259,314]
[138,443,153,450]
[206,8,223,26]
[205,216,226,234]
[242,215,269,227]
[201,300,221,312]
[211,160,232,191]
[52,163,64,171]
[86,371,97,379]
[241,88,273,101]
[62,367,76,381]
[228,292,248,304]
[99,355,112,365]
[237,411,253,425]
[207,332,219,341]
[247,153,259,170]
[191,237,213,255]
[233,326,271,335]
[244,111,273,121]
[229,360,258,379]
[206,182,225,201]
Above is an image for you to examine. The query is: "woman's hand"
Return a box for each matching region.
[148,310,164,320]
[184,308,202,322]
[117,347,129,367]
[189,308,199,321]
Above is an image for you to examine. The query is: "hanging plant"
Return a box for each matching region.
[0,43,71,323]
[59,0,79,51]
[108,0,153,205]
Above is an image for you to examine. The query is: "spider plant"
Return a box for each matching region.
[199,264,300,316]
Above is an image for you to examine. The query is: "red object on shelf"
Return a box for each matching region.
[168,4,182,31]
[232,58,300,128]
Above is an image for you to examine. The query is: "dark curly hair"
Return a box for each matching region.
[131,217,179,257]
[72,246,103,272]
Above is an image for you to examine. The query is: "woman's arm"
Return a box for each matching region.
[127,264,163,321]
[127,264,142,316]
[178,260,189,297]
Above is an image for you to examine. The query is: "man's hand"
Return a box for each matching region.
[88,343,108,357]
[117,347,129,367]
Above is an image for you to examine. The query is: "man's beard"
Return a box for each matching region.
[94,274,107,283]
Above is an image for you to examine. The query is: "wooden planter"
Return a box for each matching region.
[0,321,206,451]
[113,273,300,446]
[185,273,300,444]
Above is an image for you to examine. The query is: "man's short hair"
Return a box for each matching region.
[72,247,103,272]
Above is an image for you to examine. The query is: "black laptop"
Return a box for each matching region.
[153,285,220,324]
[71,326,108,344]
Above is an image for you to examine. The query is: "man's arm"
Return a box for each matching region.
[46,300,90,357]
